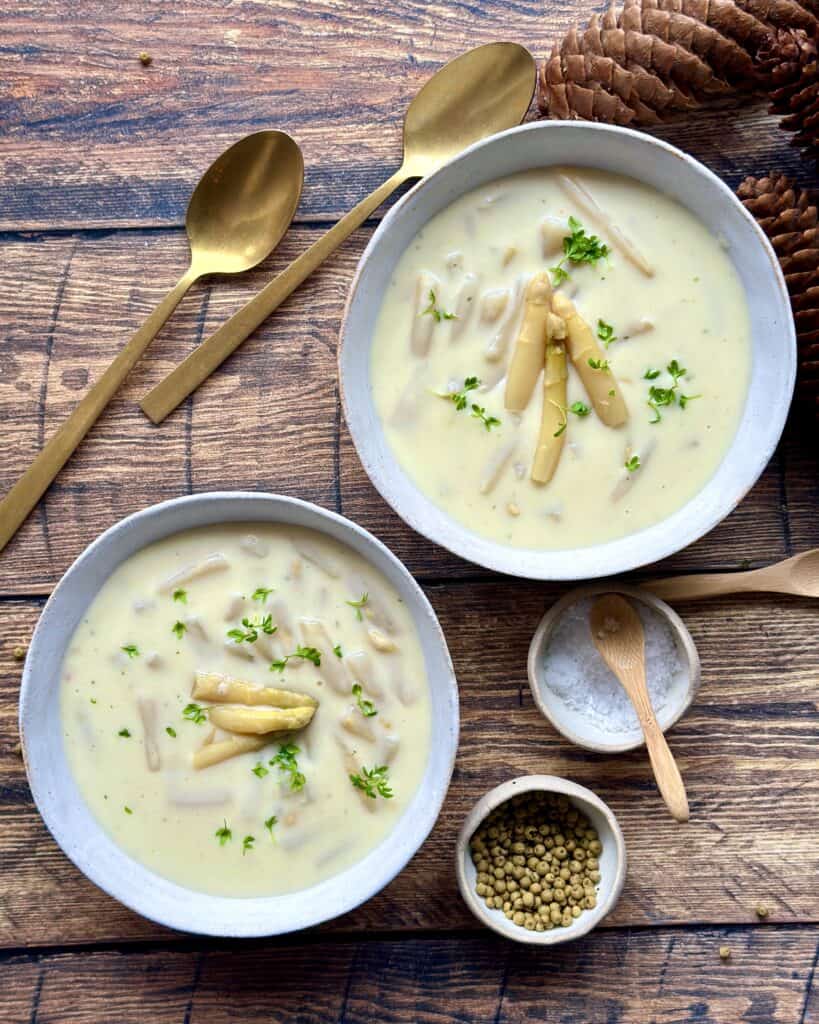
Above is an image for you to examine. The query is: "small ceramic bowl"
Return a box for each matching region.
[527,583,700,754]
[339,120,795,581]
[20,492,459,937]
[455,775,626,945]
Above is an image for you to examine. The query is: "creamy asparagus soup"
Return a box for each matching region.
[59,524,431,897]
[369,167,752,549]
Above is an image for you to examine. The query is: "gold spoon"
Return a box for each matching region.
[0,130,304,554]
[644,548,819,601]
[140,42,537,424]
[590,594,690,823]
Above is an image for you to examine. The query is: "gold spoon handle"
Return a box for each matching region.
[641,717,690,823]
[0,266,199,554]
[140,166,410,425]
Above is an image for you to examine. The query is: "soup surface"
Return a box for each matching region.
[60,523,431,897]
[369,167,752,549]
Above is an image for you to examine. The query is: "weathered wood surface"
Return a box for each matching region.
[2,587,818,947]
[2,0,819,1020]
[1,0,813,231]
[2,926,818,1024]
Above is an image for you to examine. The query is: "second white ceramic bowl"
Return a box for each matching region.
[20,492,459,937]
[339,121,796,580]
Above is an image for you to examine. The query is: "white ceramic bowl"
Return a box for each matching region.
[527,583,700,754]
[19,492,459,937]
[455,775,627,945]
[339,121,796,580]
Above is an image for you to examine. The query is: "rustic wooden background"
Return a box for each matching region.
[2,2,818,1021]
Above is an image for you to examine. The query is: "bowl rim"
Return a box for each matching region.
[338,119,796,581]
[454,774,627,945]
[19,490,459,937]
[527,583,701,753]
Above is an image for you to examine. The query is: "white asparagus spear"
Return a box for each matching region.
[344,650,385,698]
[611,438,657,502]
[158,553,229,593]
[485,275,524,363]
[192,733,268,770]
[541,217,566,259]
[192,672,317,708]
[505,272,553,412]
[410,271,441,357]
[292,538,340,579]
[556,173,654,278]
[479,439,518,495]
[299,618,350,694]
[480,287,510,325]
[208,704,316,735]
[450,273,479,341]
[136,696,161,772]
[341,707,377,743]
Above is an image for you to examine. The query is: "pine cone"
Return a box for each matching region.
[738,173,819,416]
[539,0,772,123]
[759,26,819,163]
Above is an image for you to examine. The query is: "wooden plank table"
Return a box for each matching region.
[2,2,818,1020]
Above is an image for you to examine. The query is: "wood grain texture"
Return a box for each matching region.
[2,587,818,947]
[1,926,817,1023]
[0,2,815,231]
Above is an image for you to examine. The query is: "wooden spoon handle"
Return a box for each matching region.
[0,266,198,554]
[642,572,756,601]
[140,167,409,425]
[642,719,689,822]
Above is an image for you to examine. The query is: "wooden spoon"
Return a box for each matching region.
[139,41,537,423]
[0,131,303,555]
[590,594,690,823]
[643,548,819,602]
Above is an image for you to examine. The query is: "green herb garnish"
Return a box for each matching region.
[333,643,343,659]
[346,593,369,621]
[252,586,274,603]
[124,806,133,815]
[551,400,568,438]
[121,644,139,659]
[570,401,591,417]
[471,404,501,431]
[349,764,394,800]
[596,319,617,348]
[352,684,378,718]
[172,588,187,604]
[550,216,611,285]
[442,375,480,412]
[269,743,306,791]
[242,835,255,856]
[90,698,97,705]
[118,728,131,738]
[646,359,699,423]
[625,455,641,472]
[171,620,186,640]
[270,645,321,672]
[183,702,207,725]
[264,815,278,838]
[227,614,277,644]
[422,289,457,323]
[165,726,177,738]
[251,762,269,779]
[215,820,232,846]
[588,357,610,371]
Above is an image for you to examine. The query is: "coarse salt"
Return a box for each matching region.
[543,597,684,733]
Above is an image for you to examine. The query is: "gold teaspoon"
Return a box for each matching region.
[0,131,304,555]
[140,42,537,424]
[590,594,690,823]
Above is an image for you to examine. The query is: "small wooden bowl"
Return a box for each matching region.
[455,775,627,945]
[527,583,700,754]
